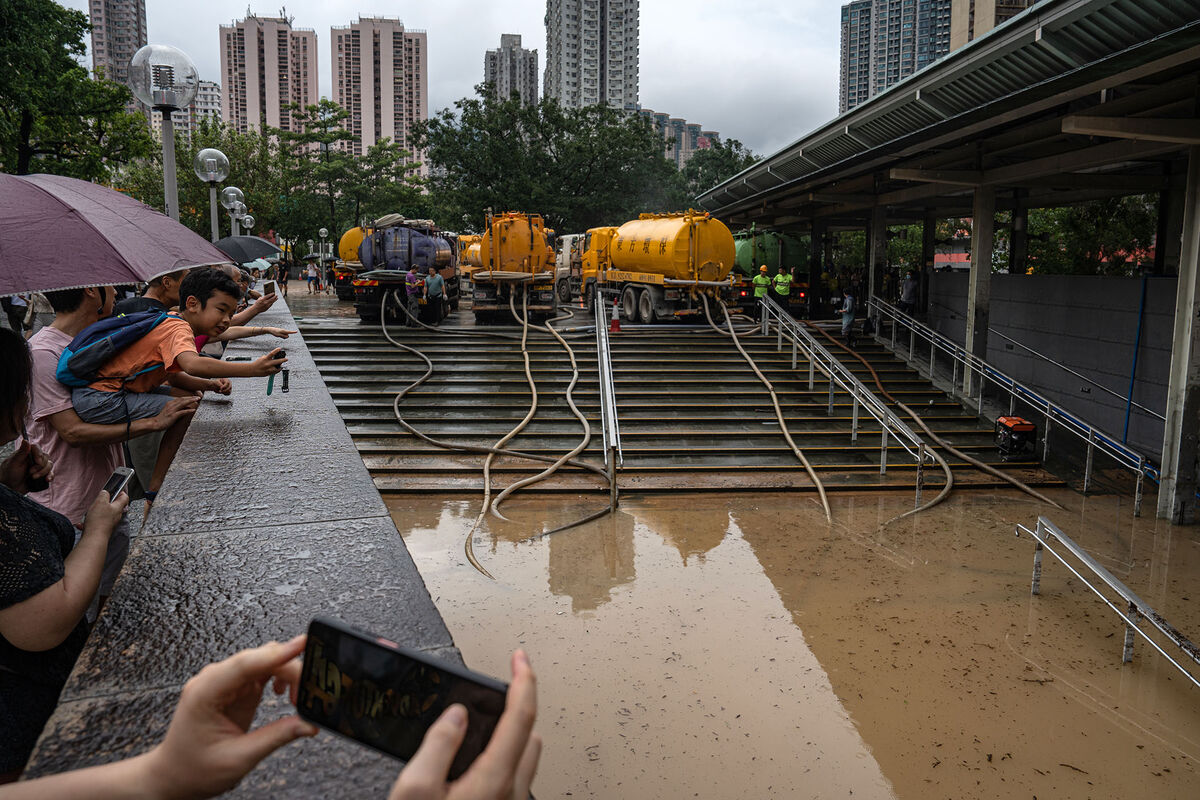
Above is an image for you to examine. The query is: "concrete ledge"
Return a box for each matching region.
[24,297,458,794]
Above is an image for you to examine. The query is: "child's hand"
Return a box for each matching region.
[250,349,287,377]
[209,378,233,395]
[267,328,296,339]
[152,395,200,430]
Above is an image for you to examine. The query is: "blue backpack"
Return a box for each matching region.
[56,311,174,388]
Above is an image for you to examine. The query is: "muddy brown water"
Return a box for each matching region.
[386,489,1200,799]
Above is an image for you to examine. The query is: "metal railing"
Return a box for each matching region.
[868,296,1158,514]
[761,296,936,504]
[989,328,1166,424]
[1015,516,1200,689]
[594,290,623,509]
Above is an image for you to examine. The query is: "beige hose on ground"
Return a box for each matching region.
[701,293,833,523]
[806,321,1063,511]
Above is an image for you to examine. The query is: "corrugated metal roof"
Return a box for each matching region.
[698,0,1200,215]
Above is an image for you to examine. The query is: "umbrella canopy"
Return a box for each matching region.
[214,235,282,264]
[0,173,231,295]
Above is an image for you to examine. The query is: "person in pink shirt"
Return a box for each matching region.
[23,286,198,613]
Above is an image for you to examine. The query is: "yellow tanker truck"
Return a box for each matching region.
[331,226,370,301]
[465,211,557,323]
[581,210,738,323]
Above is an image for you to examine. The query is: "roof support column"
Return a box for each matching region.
[868,205,887,305]
[921,213,937,313]
[1009,190,1029,275]
[964,187,995,397]
[1155,162,1185,275]
[1158,147,1200,523]
[809,220,827,317]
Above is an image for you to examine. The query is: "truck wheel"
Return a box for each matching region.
[583,281,595,313]
[621,286,638,321]
[556,278,572,304]
[638,288,656,324]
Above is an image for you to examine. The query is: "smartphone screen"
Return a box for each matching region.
[101,467,134,498]
[263,281,276,296]
[298,617,507,780]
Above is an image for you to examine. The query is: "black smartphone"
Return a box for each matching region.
[298,617,508,780]
[101,466,135,499]
[272,348,287,360]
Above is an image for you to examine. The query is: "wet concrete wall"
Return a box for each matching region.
[926,272,1174,456]
[24,298,459,794]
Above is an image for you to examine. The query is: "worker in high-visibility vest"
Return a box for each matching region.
[752,265,771,319]
[772,267,793,309]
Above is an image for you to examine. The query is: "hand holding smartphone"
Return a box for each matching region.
[297,618,509,781]
[101,466,135,499]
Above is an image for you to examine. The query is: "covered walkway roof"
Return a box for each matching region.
[697,0,1200,230]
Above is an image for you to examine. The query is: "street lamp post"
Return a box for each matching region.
[220,186,244,238]
[242,215,255,233]
[319,227,328,258]
[129,45,199,222]
[193,148,230,242]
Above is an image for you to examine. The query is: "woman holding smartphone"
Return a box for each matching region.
[0,327,129,781]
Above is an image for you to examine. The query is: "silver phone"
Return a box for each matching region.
[101,466,135,499]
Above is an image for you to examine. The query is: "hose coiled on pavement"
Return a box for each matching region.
[379,288,614,577]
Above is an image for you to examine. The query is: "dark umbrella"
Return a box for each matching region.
[213,235,282,264]
[0,172,231,295]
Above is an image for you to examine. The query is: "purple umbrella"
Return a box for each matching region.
[0,173,231,295]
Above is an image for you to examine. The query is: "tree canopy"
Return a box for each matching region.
[0,0,152,180]
[415,89,692,233]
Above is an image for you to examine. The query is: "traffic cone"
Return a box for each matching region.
[610,296,621,332]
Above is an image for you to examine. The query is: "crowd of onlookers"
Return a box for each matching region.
[0,266,539,797]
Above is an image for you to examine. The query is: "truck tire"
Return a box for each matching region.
[621,286,638,321]
[638,288,656,324]
[583,281,596,314]
[556,278,572,304]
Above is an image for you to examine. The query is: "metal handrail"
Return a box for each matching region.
[989,328,1165,423]
[868,296,1158,508]
[594,291,622,507]
[761,296,934,470]
[1016,516,1199,690]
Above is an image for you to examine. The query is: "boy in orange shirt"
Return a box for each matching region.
[71,268,286,504]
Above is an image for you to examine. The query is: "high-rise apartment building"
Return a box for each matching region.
[150,80,221,142]
[332,16,428,172]
[838,0,952,113]
[950,0,1039,50]
[484,34,539,106]
[544,0,639,110]
[87,0,148,112]
[637,110,719,168]
[219,14,318,134]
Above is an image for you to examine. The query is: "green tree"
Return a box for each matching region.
[679,138,758,201]
[416,89,680,233]
[343,138,427,227]
[118,119,285,241]
[0,0,152,179]
[277,100,357,240]
[1025,195,1157,276]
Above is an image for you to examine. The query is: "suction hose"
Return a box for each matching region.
[701,293,833,523]
[805,321,1063,511]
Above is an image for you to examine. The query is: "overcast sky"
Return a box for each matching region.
[58,0,842,156]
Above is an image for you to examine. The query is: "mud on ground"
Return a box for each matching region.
[389,487,1199,799]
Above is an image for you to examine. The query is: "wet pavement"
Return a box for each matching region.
[388,489,1200,799]
[295,294,1199,798]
